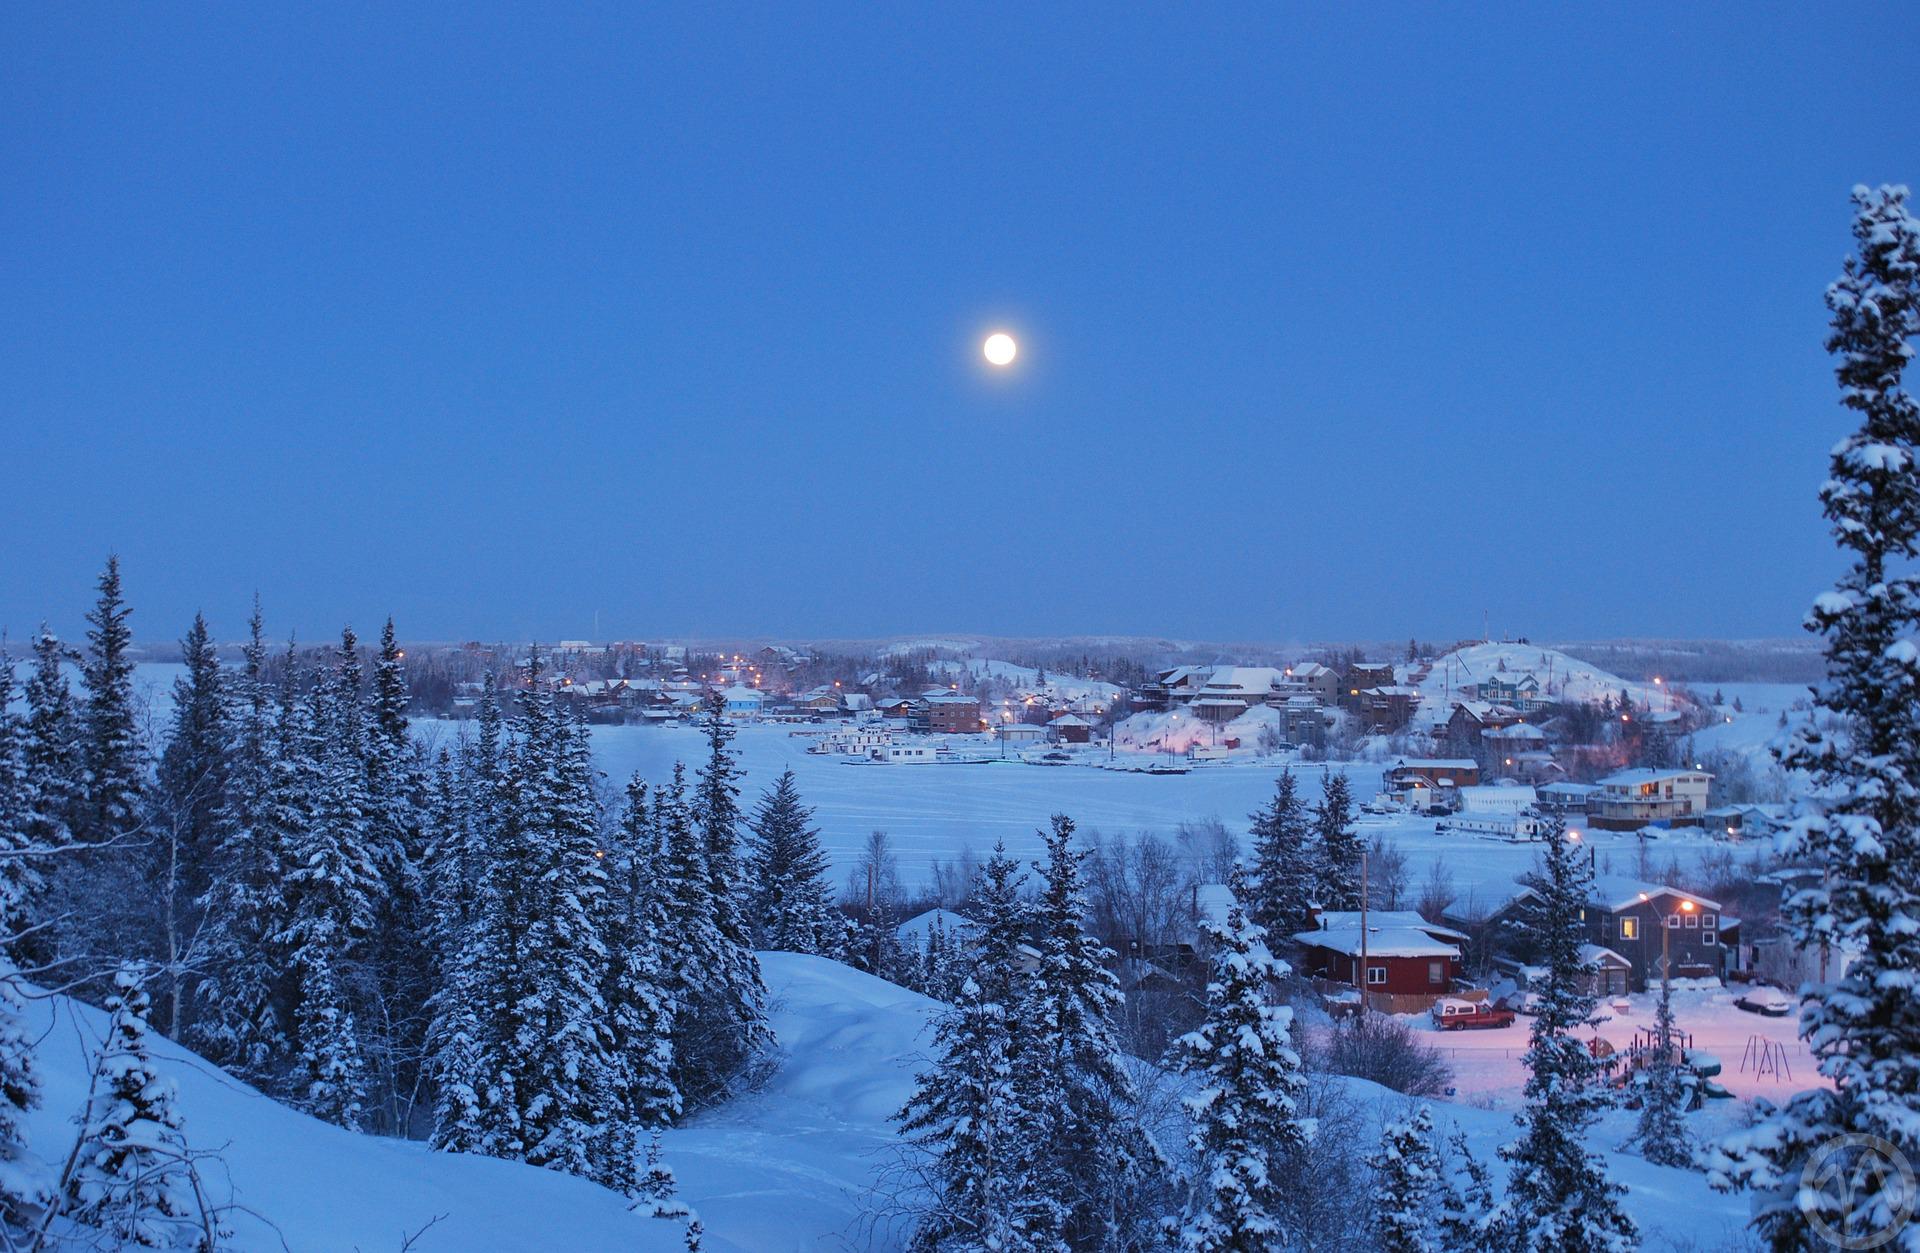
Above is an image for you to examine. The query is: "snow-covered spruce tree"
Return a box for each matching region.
[280,633,382,1128]
[691,696,772,1066]
[1018,813,1164,1249]
[1312,771,1361,912]
[153,610,231,1039]
[1169,864,1307,1253]
[64,966,199,1249]
[895,841,1042,1252]
[515,704,612,1179]
[683,702,771,1105]
[1248,770,1314,940]
[1710,184,1920,1252]
[77,554,145,847]
[424,745,487,1156]
[194,619,299,1083]
[1634,970,1693,1169]
[21,627,80,854]
[1368,1104,1442,1253]
[0,651,46,1227]
[634,1132,704,1252]
[897,971,1024,1252]
[1436,1130,1496,1252]
[743,768,840,955]
[362,619,434,1137]
[592,775,680,1190]
[1494,818,1636,1252]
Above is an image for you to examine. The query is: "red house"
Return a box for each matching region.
[1292,910,1469,1009]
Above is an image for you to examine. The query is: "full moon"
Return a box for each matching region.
[983,332,1018,367]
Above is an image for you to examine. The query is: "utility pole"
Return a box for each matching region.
[868,862,879,973]
[1359,847,1370,1015]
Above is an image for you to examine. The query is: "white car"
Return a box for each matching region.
[1735,988,1794,1017]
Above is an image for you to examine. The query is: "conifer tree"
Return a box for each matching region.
[1170,864,1306,1253]
[896,842,1042,1252]
[77,555,144,846]
[1368,1105,1442,1253]
[0,650,44,958]
[1494,820,1635,1252]
[154,611,229,1037]
[1247,770,1313,939]
[1018,813,1163,1248]
[280,633,382,1127]
[1436,1130,1496,1252]
[65,967,198,1249]
[0,651,45,1226]
[1312,771,1361,912]
[21,628,80,852]
[1712,184,1920,1252]
[1634,971,1693,1169]
[743,769,839,954]
[592,775,680,1188]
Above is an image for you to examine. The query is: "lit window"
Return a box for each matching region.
[1620,918,1639,940]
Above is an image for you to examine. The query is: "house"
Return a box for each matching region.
[1497,944,1633,998]
[1342,662,1396,711]
[1380,758,1479,811]
[875,696,917,719]
[1440,783,1544,839]
[1356,684,1420,731]
[1443,701,1523,756]
[719,684,767,716]
[1136,665,1213,710]
[795,685,844,715]
[1048,713,1093,744]
[1536,780,1600,817]
[917,693,983,734]
[1476,671,1547,711]
[1481,721,1548,771]
[1280,661,1340,704]
[1700,804,1782,840]
[1278,696,1332,747]
[1488,875,1738,991]
[1191,667,1287,722]
[895,908,978,948]
[1588,768,1714,830]
[872,743,937,764]
[1291,912,1467,1009]
[997,722,1047,745]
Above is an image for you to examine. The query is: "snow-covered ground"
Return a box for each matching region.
[19,953,1765,1250]
[1415,642,1671,726]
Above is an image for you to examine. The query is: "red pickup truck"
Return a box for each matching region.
[1431,999,1516,1031]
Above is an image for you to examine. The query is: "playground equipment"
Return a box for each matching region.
[1740,1034,1794,1083]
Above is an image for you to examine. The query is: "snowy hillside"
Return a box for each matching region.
[1417,642,1671,722]
[19,953,1768,1250]
[17,955,937,1252]
[928,656,1124,703]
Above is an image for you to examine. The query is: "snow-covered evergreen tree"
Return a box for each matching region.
[1711,184,1920,1253]
[1170,864,1306,1253]
[896,841,1043,1252]
[280,633,382,1128]
[21,628,80,854]
[1312,771,1360,912]
[743,768,839,955]
[1436,1130,1496,1252]
[1018,813,1163,1249]
[1494,819,1635,1252]
[1634,971,1693,1169]
[0,651,45,1226]
[1368,1105,1442,1253]
[1247,770,1314,940]
[64,966,198,1249]
[592,775,680,1189]
[77,555,145,847]
[690,695,772,1075]
[153,611,230,1039]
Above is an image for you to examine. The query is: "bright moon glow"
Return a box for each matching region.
[983,332,1017,366]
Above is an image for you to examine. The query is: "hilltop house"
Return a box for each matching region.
[1191,667,1288,722]
[1476,671,1548,711]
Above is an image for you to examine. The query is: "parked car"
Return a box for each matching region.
[1431,998,1516,1030]
[1735,988,1794,1017]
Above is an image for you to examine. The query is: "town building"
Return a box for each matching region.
[1587,767,1714,830]
[916,693,983,734]
[1291,910,1468,1010]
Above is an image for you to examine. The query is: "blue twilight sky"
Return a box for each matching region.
[3,6,1917,647]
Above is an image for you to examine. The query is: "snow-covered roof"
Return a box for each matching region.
[1578,944,1632,969]
[1194,883,1236,930]
[1482,722,1546,741]
[1048,714,1091,727]
[1198,666,1286,696]
[1599,768,1711,787]
[1587,875,1722,913]
[1288,662,1331,679]
[719,684,766,702]
[894,908,978,944]
[1292,926,1460,959]
[1389,757,1480,771]
[1310,910,1468,943]
[1539,781,1600,796]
